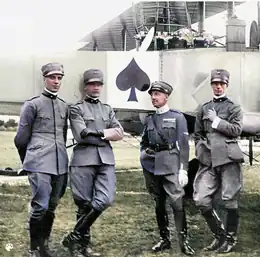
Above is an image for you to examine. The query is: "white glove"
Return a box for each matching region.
[178,169,188,187]
[207,108,217,121]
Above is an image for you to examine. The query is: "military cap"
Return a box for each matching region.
[41,62,64,77]
[211,69,230,84]
[83,69,104,85]
[148,81,173,95]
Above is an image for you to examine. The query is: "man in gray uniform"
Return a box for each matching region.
[62,69,124,257]
[14,63,69,257]
[140,81,195,256]
[193,69,244,253]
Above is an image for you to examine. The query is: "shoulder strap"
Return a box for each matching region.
[151,115,168,144]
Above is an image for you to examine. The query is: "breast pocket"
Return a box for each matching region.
[162,120,176,139]
[102,117,110,128]
[83,116,94,125]
[218,113,229,121]
[38,113,51,128]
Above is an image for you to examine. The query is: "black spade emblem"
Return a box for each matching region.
[116,58,150,102]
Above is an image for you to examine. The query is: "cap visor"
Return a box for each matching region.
[148,88,167,95]
[87,78,103,84]
[45,71,64,76]
[211,78,227,83]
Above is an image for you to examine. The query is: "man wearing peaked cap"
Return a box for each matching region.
[83,69,104,85]
[193,68,244,253]
[140,80,195,255]
[14,62,69,257]
[210,69,230,85]
[41,62,64,77]
[62,68,124,257]
[148,81,173,96]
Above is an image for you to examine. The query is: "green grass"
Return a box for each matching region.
[1,132,260,256]
[1,166,260,257]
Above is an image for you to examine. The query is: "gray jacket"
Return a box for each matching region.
[69,99,124,166]
[140,109,189,175]
[194,97,244,167]
[14,91,69,175]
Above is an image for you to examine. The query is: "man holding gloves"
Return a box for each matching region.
[140,81,195,256]
[193,69,244,253]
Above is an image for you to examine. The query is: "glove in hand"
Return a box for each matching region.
[179,169,188,187]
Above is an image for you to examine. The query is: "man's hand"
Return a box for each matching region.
[145,148,155,155]
[179,169,188,187]
[80,128,104,138]
[207,108,217,121]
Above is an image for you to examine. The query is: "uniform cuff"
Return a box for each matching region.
[212,116,221,129]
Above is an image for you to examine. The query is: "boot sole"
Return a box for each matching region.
[152,245,171,252]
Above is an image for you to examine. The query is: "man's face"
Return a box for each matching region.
[84,82,103,98]
[211,81,227,96]
[44,74,63,93]
[150,90,168,108]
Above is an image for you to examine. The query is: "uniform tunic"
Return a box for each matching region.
[193,97,244,210]
[69,98,124,211]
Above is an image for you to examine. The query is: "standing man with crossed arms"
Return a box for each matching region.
[62,69,124,257]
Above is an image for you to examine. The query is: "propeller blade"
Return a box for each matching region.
[129,26,155,52]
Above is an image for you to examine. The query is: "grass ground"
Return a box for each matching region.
[1,132,260,257]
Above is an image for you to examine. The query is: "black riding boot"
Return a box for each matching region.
[62,208,102,257]
[174,210,195,255]
[151,205,171,252]
[76,207,101,257]
[28,217,44,257]
[41,211,55,257]
[77,210,91,246]
[216,209,239,253]
[201,209,226,251]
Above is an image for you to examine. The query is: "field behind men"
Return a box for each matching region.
[1,131,260,257]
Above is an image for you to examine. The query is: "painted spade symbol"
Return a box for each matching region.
[116,58,150,102]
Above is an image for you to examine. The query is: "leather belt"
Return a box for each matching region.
[150,143,176,152]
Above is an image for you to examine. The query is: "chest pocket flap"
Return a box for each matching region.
[162,118,176,129]
[38,112,51,120]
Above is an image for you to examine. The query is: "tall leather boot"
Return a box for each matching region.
[201,209,226,251]
[76,210,91,247]
[174,210,195,255]
[41,211,55,257]
[151,205,171,252]
[62,208,102,257]
[216,209,239,253]
[28,217,43,257]
[76,208,101,257]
